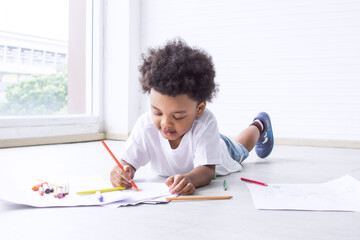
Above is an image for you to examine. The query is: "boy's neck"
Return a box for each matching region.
[168,136,183,149]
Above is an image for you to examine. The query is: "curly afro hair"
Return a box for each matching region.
[139,38,218,103]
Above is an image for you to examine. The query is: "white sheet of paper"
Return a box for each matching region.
[246,175,360,212]
[0,176,175,208]
[103,182,174,208]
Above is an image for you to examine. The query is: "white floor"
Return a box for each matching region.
[0,141,360,240]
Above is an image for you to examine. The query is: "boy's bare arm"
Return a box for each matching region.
[185,164,215,187]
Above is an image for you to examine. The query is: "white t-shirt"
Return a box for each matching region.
[120,108,242,176]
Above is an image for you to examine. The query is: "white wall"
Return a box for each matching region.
[138,0,360,147]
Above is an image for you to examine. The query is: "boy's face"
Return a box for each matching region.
[150,89,206,148]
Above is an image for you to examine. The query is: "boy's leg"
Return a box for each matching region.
[235,125,260,153]
[235,112,274,158]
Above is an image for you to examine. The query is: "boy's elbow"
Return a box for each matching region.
[206,165,216,183]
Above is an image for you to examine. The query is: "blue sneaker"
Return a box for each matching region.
[253,112,274,158]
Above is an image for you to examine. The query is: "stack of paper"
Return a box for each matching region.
[0,176,176,208]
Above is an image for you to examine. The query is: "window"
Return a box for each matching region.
[0,45,4,61]
[20,48,32,64]
[0,0,103,147]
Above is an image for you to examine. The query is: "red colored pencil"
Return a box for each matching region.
[101,141,139,191]
[241,177,268,186]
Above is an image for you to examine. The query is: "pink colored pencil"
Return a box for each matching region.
[241,177,268,186]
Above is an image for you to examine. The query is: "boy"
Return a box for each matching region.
[110,39,273,195]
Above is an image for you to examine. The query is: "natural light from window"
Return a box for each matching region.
[0,0,88,116]
[0,0,101,147]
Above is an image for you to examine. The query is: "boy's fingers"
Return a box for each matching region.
[110,175,132,188]
[112,166,124,176]
[110,167,121,185]
[123,165,132,178]
[121,180,133,189]
[169,176,188,194]
[110,177,120,187]
[123,164,131,172]
[172,175,183,186]
[178,183,195,195]
[110,166,133,188]
[113,165,130,181]
[165,176,175,187]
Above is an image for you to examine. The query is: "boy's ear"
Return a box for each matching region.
[196,101,206,116]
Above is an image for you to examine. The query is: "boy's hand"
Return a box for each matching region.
[165,174,195,195]
[110,165,135,189]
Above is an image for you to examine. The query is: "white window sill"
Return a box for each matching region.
[0,115,104,148]
[0,133,105,148]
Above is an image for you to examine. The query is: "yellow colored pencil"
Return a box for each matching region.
[77,186,126,195]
